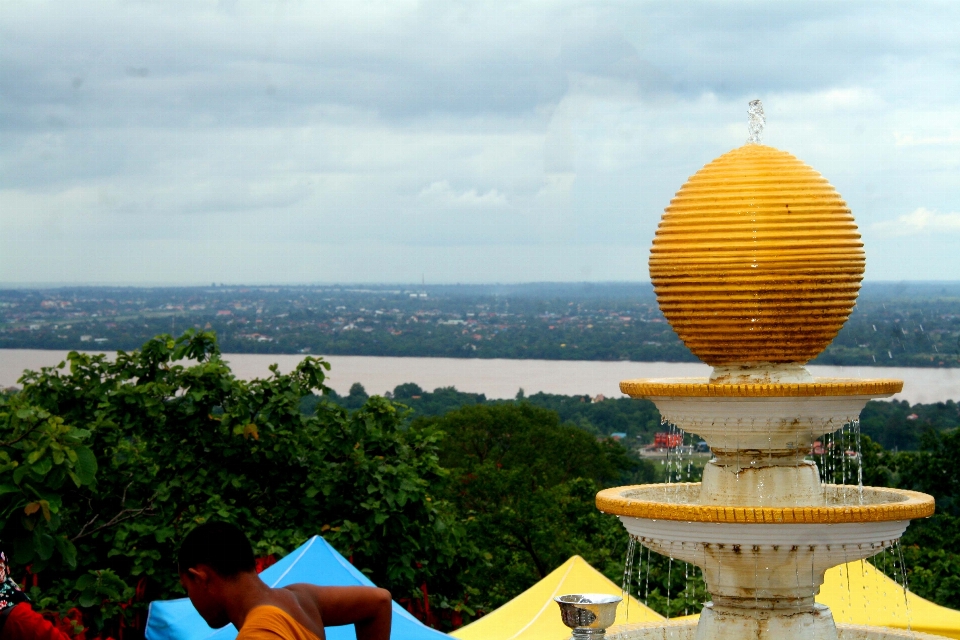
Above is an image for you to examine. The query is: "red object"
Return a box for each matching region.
[254,555,277,574]
[653,432,683,449]
[3,603,74,640]
[419,582,434,628]
[21,566,38,589]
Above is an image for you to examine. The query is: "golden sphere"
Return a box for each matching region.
[649,144,864,366]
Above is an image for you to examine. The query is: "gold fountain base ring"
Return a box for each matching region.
[596,484,935,524]
[619,378,903,399]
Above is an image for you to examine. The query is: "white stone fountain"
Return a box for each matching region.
[588,104,939,640]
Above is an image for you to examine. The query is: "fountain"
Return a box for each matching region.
[586,102,940,640]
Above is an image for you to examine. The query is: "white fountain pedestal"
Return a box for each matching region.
[696,601,836,640]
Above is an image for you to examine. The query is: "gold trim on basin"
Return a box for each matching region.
[596,483,935,524]
[619,378,903,398]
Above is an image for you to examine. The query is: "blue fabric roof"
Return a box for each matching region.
[145,536,450,640]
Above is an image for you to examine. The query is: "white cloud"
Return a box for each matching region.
[874,207,960,235]
[418,181,508,208]
[893,132,960,147]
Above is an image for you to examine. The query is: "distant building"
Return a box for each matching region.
[653,432,683,449]
[610,432,627,441]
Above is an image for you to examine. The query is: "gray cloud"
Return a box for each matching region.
[1,1,959,283]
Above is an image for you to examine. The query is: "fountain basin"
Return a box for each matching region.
[619,378,902,452]
[596,484,935,523]
[597,484,934,607]
[617,521,907,602]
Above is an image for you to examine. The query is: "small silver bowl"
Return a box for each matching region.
[554,593,622,638]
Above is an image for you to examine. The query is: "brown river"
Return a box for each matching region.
[1,350,958,404]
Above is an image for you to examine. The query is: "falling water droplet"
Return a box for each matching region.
[667,554,674,619]
[794,546,801,610]
[746,99,765,145]
[644,544,652,606]
[854,418,864,504]
[839,560,846,613]
[895,540,913,632]
[843,545,851,605]
[841,422,848,485]
[622,536,637,622]
[859,552,870,626]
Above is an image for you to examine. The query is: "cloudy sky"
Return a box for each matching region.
[2,1,959,284]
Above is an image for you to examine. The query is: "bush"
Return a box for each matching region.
[2,331,474,637]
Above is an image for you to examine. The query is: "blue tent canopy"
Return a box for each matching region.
[145,536,450,640]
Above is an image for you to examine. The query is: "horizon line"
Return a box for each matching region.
[3,279,960,290]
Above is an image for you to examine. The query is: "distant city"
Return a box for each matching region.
[1,282,959,367]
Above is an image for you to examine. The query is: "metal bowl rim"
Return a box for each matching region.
[554,593,624,605]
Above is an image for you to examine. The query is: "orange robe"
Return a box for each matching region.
[236,606,323,640]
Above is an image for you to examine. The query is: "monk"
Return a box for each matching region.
[178,522,391,640]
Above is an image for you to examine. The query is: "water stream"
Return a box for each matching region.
[620,407,922,629]
[621,537,637,622]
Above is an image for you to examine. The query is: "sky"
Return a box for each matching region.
[2,1,959,285]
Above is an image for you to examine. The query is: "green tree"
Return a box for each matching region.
[858,427,960,609]
[0,395,98,572]
[4,331,474,636]
[411,403,653,612]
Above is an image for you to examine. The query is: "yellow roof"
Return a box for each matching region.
[655,560,960,639]
[818,559,960,639]
[451,555,960,640]
[450,556,663,640]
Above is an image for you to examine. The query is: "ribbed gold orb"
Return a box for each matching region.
[649,144,864,366]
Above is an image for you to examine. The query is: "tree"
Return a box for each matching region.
[859,427,960,609]
[411,403,652,612]
[391,383,424,399]
[3,331,474,636]
[0,395,97,573]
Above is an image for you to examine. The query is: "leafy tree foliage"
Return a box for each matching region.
[3,331,473,636]
[0,396,98,572]
[859,399,960,451]
[411,404,655,612]
[11,329,960,628]
[856,428,960,608]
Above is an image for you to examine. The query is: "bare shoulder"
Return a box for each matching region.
[283,584,324,615]
[281,585,392,629]
[256,587,325,640]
